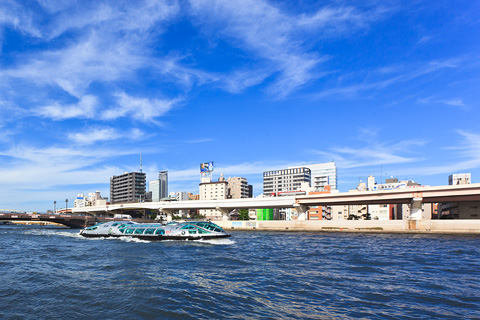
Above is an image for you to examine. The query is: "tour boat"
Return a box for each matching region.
[79,220,230,240]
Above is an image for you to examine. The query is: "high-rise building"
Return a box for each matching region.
[149,180,160,202]
[160,171,168,199]
[263,167,311,195]
[110,172,146,204]
[227,177,250,199]
[289,162,337,191]
[148,171,168,202]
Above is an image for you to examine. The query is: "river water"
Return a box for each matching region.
[0,225,478,319]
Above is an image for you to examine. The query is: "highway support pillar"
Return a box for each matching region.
[408,197,423,230]
[216,207,230,221]
[294,204,308,220]
[410,197,423,220]
[161,208,174,222]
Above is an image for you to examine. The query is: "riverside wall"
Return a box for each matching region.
[216,219,480,234]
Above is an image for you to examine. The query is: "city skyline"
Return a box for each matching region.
[0,1,479,211]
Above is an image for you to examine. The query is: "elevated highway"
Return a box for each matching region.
[71,183,480,221]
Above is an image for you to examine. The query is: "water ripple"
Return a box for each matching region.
[0,227,479,319]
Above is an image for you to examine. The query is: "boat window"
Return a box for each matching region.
[181,225,196,230]
[188,229,197,234]
[155,229,165,235]
[119,228,126,233]
[134,228,145,234]
[125,228,135,234]
[86,226,98,231]
[198,228,211,234]
[204,224,217,231]
[145,228,155,235]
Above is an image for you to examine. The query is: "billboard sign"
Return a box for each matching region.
[200,161,214,173]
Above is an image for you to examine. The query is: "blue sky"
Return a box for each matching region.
[1,0,479,211]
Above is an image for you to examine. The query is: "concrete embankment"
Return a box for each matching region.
[216,220,480,234]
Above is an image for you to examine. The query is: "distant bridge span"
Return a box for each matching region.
[0,213,154,228]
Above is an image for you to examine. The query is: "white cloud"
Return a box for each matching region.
[189,1,391,97]
[0,0,42,38]
[189,0,323,96]
[68,127,145,145]
[102,92,179,122]
[36,95,97,120]
[310,58,461,100]
[441,99,465,107]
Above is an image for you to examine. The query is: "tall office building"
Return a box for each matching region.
[110,171,146,204]
[263,167,311,195]
[290,162,337,191]
[149,171,169,202]
[149,180,160,202]
[159,171,168,199]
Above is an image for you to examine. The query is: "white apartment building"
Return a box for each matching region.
[199,174,228,220]
[449,173,471,185]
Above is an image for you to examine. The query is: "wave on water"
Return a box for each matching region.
[118,236,151,243]
[193,238,235,245]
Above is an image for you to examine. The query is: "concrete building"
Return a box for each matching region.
[331,205,349,220]
[110,172,146,204]
[449,173,471,185]
[74,191,107,208]
[199,174,229,220]
[440,173,478,218]
[263,167,311,195]
[367,175,421,191]
[367,204,390,220]
[227,177,250,199]
[149,171,168,202]
[297,162,337,191]
[159,171,168,199]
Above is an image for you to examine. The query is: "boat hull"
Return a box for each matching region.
[79,220,231,241]
[80,233,231,241]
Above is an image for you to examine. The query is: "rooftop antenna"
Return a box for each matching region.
[139,154,143,173]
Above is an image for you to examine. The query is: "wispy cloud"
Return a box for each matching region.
[310,129,426,169]
[36,95,97,120]
[185,138,214,144]
[102,92,180,123]
[189,0,389,97]
[309,58,462,100]
[68,127,145,145]
[417,96,468,109]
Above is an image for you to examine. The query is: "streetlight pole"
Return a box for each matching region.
[54,201,56,214]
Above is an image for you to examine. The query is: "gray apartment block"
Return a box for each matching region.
[110,172,146,204]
